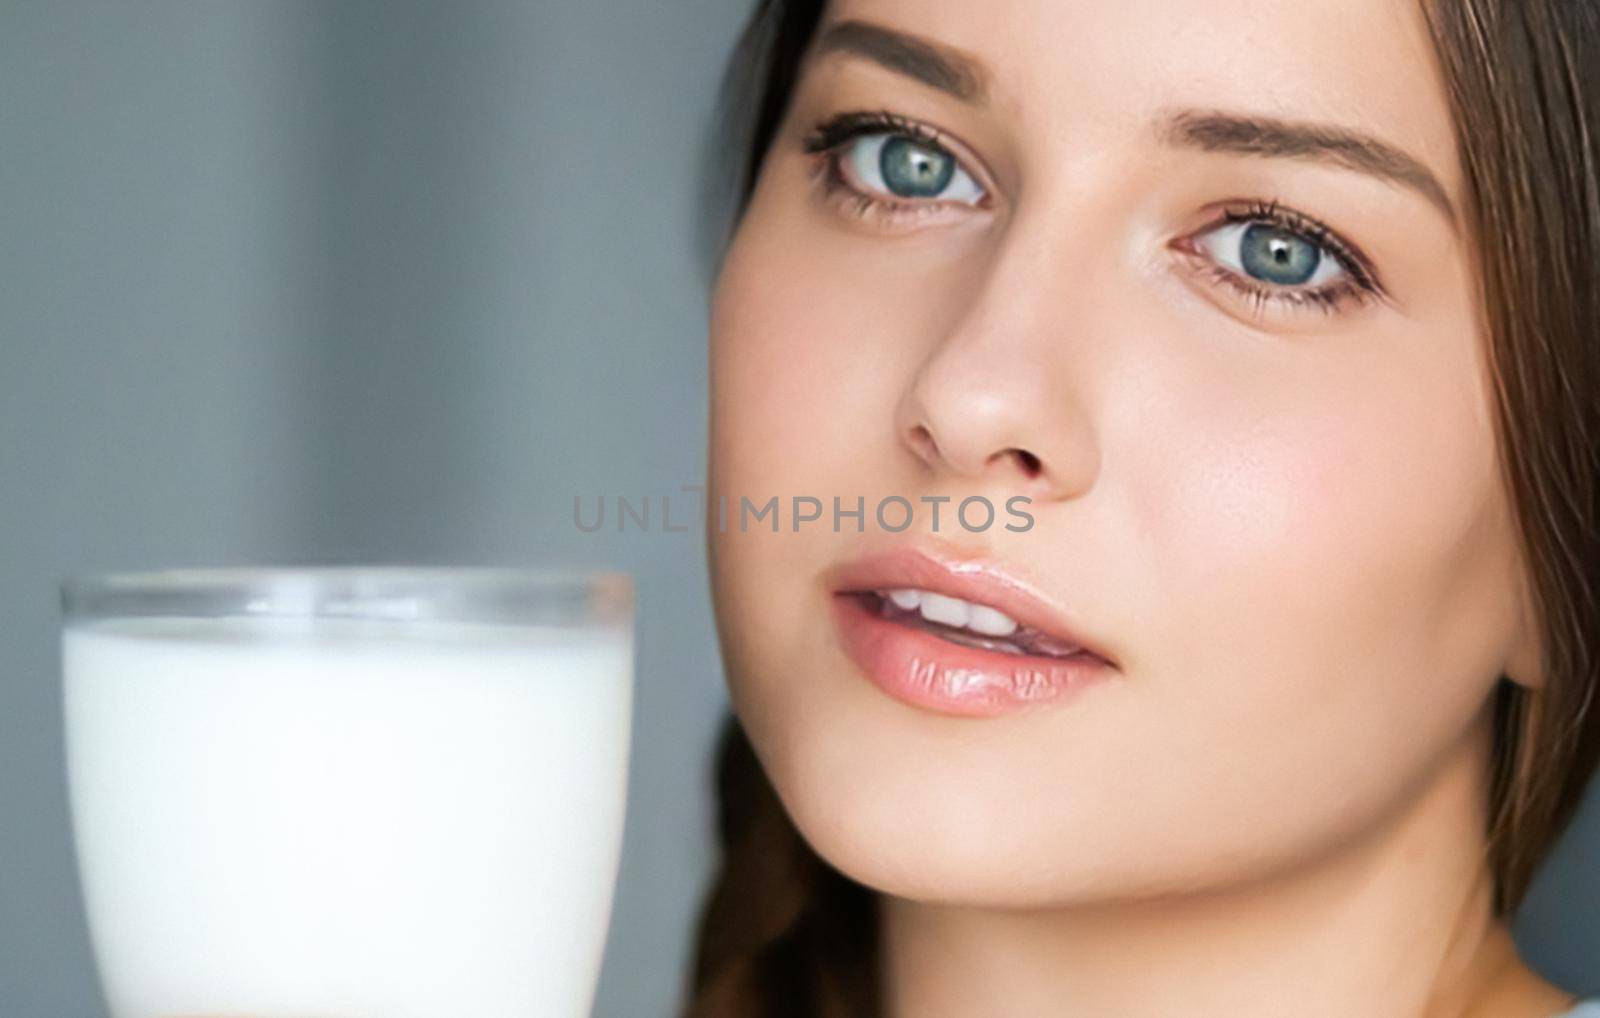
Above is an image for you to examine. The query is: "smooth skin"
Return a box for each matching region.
[706,0,1581,1014]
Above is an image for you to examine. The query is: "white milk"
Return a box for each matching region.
[62,615,632,1018]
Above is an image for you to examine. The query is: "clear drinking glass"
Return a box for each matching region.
[60,567,634,1018]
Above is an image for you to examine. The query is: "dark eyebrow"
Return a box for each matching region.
[810,18,989,105]
[1161,108,1456,228]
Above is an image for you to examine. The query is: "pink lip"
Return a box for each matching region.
[823,546,1120,718]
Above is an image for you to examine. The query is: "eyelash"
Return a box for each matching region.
[799,110,1387,317]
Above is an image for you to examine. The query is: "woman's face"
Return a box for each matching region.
[707,0,1538,905]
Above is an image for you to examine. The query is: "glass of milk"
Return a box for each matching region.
[60,567,634,1018]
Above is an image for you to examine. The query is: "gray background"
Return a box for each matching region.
[0,2,1593,1014]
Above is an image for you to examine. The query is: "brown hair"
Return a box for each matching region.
[684,2,1600,1014]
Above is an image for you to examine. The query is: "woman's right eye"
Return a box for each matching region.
[802,112,992,224]
[837,131,987,207]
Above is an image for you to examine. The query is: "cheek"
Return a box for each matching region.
[705,211,883,727]
[706,198,956,650]
[707,159,979,500]
[1152,353,1509,667]
[709,226,876,497]
[1118,322,1519,834]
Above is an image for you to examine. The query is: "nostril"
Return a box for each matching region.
[1010,448,1042,479]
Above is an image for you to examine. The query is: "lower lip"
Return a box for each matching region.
[829,592,1116,718]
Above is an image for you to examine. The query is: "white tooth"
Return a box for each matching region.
[919,592,970,628]
[967,603,1019,637]
[887,588,922,610]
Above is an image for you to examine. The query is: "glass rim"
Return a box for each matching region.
[61,565,634,627]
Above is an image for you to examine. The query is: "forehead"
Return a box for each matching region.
[817,0,1463,199]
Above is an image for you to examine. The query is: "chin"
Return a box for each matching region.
[767,760,1177,908]
[737,685,1160,909]
[731,655,1371,914]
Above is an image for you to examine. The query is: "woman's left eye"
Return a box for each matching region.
[1176,204,1385,316]
[1192,220,1349,289]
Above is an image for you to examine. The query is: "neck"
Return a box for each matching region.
[877,708,1558,1018]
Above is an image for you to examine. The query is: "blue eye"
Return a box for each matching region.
[879,136,954,197]
[1240,223,1322,285]
[1172,200,1386,316]
[842,132,986,205]
[1195,219,1351,290]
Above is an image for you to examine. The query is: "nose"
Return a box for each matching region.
[895,241,1102,503]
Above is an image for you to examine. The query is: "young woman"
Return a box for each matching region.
[685,1,1599,1015]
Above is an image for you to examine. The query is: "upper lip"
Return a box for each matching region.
[822,544,1119,668]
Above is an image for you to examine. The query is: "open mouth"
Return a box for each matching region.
[823,547,1118,716]
[843,588,1099,662]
